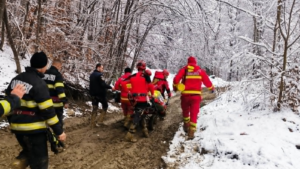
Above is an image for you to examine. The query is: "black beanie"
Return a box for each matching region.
[124,67,132,73]
[30,52,48,68]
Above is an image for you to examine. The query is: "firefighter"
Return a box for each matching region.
[173,56,214,139]
[6,52,66,169]
[43,59,68,128]
[125,61,154,142]
[0,84,25,117]
[89,63,113,126]
[114,67,133,128]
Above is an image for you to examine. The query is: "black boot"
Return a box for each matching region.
[141,118,149,138]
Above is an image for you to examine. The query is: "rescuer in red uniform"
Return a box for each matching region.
[125,61,154,142]
[152,69,172,100]
[152,69,172,119]
[173,56,214,139]
[114,67,133,128]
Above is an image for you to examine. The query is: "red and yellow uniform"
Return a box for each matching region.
[173,56,214,138]
[129,71,154,102]
[153,70,172,99]
[114,72,133,118]
[124,61,154,142]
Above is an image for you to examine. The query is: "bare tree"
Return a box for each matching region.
[276,0,300,111]
[35,0,42,52]
[0,0,5,50]
[3,5,21,73]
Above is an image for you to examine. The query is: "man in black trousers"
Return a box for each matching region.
[89,63,114,127]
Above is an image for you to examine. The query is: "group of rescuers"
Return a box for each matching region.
[0,52,214,169]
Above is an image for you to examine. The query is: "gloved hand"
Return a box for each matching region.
[211,90,215,93]
[150,97,155,103]
[173,85,178,92]
[47,129,65,154]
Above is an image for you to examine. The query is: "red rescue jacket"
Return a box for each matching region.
[114,73,132,102]
[153,80,171,98]
[173,63,214,95]
[153,71,171,98]
[126,70,154,102]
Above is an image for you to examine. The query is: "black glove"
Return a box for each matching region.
[47,129,65,154]
[150,97,155,103]
[211,90,215,93]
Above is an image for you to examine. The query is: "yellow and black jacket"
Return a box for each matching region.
[43,66,68,109]
[5,67,62,135]
[0,94,20,117]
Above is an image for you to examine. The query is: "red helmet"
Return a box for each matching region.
[163,69,169,76]
[145,69,152,76]
[136,60,146,70]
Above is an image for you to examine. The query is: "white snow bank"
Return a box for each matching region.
[163,88,300,169]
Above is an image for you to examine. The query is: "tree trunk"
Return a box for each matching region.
[270,0,281,94]
[118,14,134,77]
[131,20,155,70]
[130,14,141,70]
[3,7,21,73]
[0,0,5,50]
[277,40,288,110]
[22,1,30,35]
[228,60,233,81]
[35,0,42,52]
[276,0,297,110]
[0,21,4,50]
[0,0,5,25]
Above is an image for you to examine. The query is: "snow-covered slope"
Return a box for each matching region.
[0,46,30,92]
[0,46,30,128]
[163,81,300,169]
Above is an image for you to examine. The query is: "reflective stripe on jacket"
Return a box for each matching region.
[0,94,21,117]
[5,67,62,135]
[173,64,214,95]
[43,66,67,108]
[126,71,154,102]
[114,73,132,102]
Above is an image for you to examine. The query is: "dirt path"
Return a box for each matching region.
[0,88,218,169]
[0,95,182,169]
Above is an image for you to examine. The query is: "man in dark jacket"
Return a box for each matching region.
[43,59,68,128]
[89,63,113,126]
[0,84,25,117]
[6,52,66,169]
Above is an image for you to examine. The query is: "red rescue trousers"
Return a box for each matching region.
[180,94,201,124]
[121,101,133,116]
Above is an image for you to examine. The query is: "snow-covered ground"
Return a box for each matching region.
[0,46,30,92]
[163,82,300,169]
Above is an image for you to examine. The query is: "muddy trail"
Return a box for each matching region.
[0,88,217,169]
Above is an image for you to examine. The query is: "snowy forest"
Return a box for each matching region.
[0,0,300,113]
